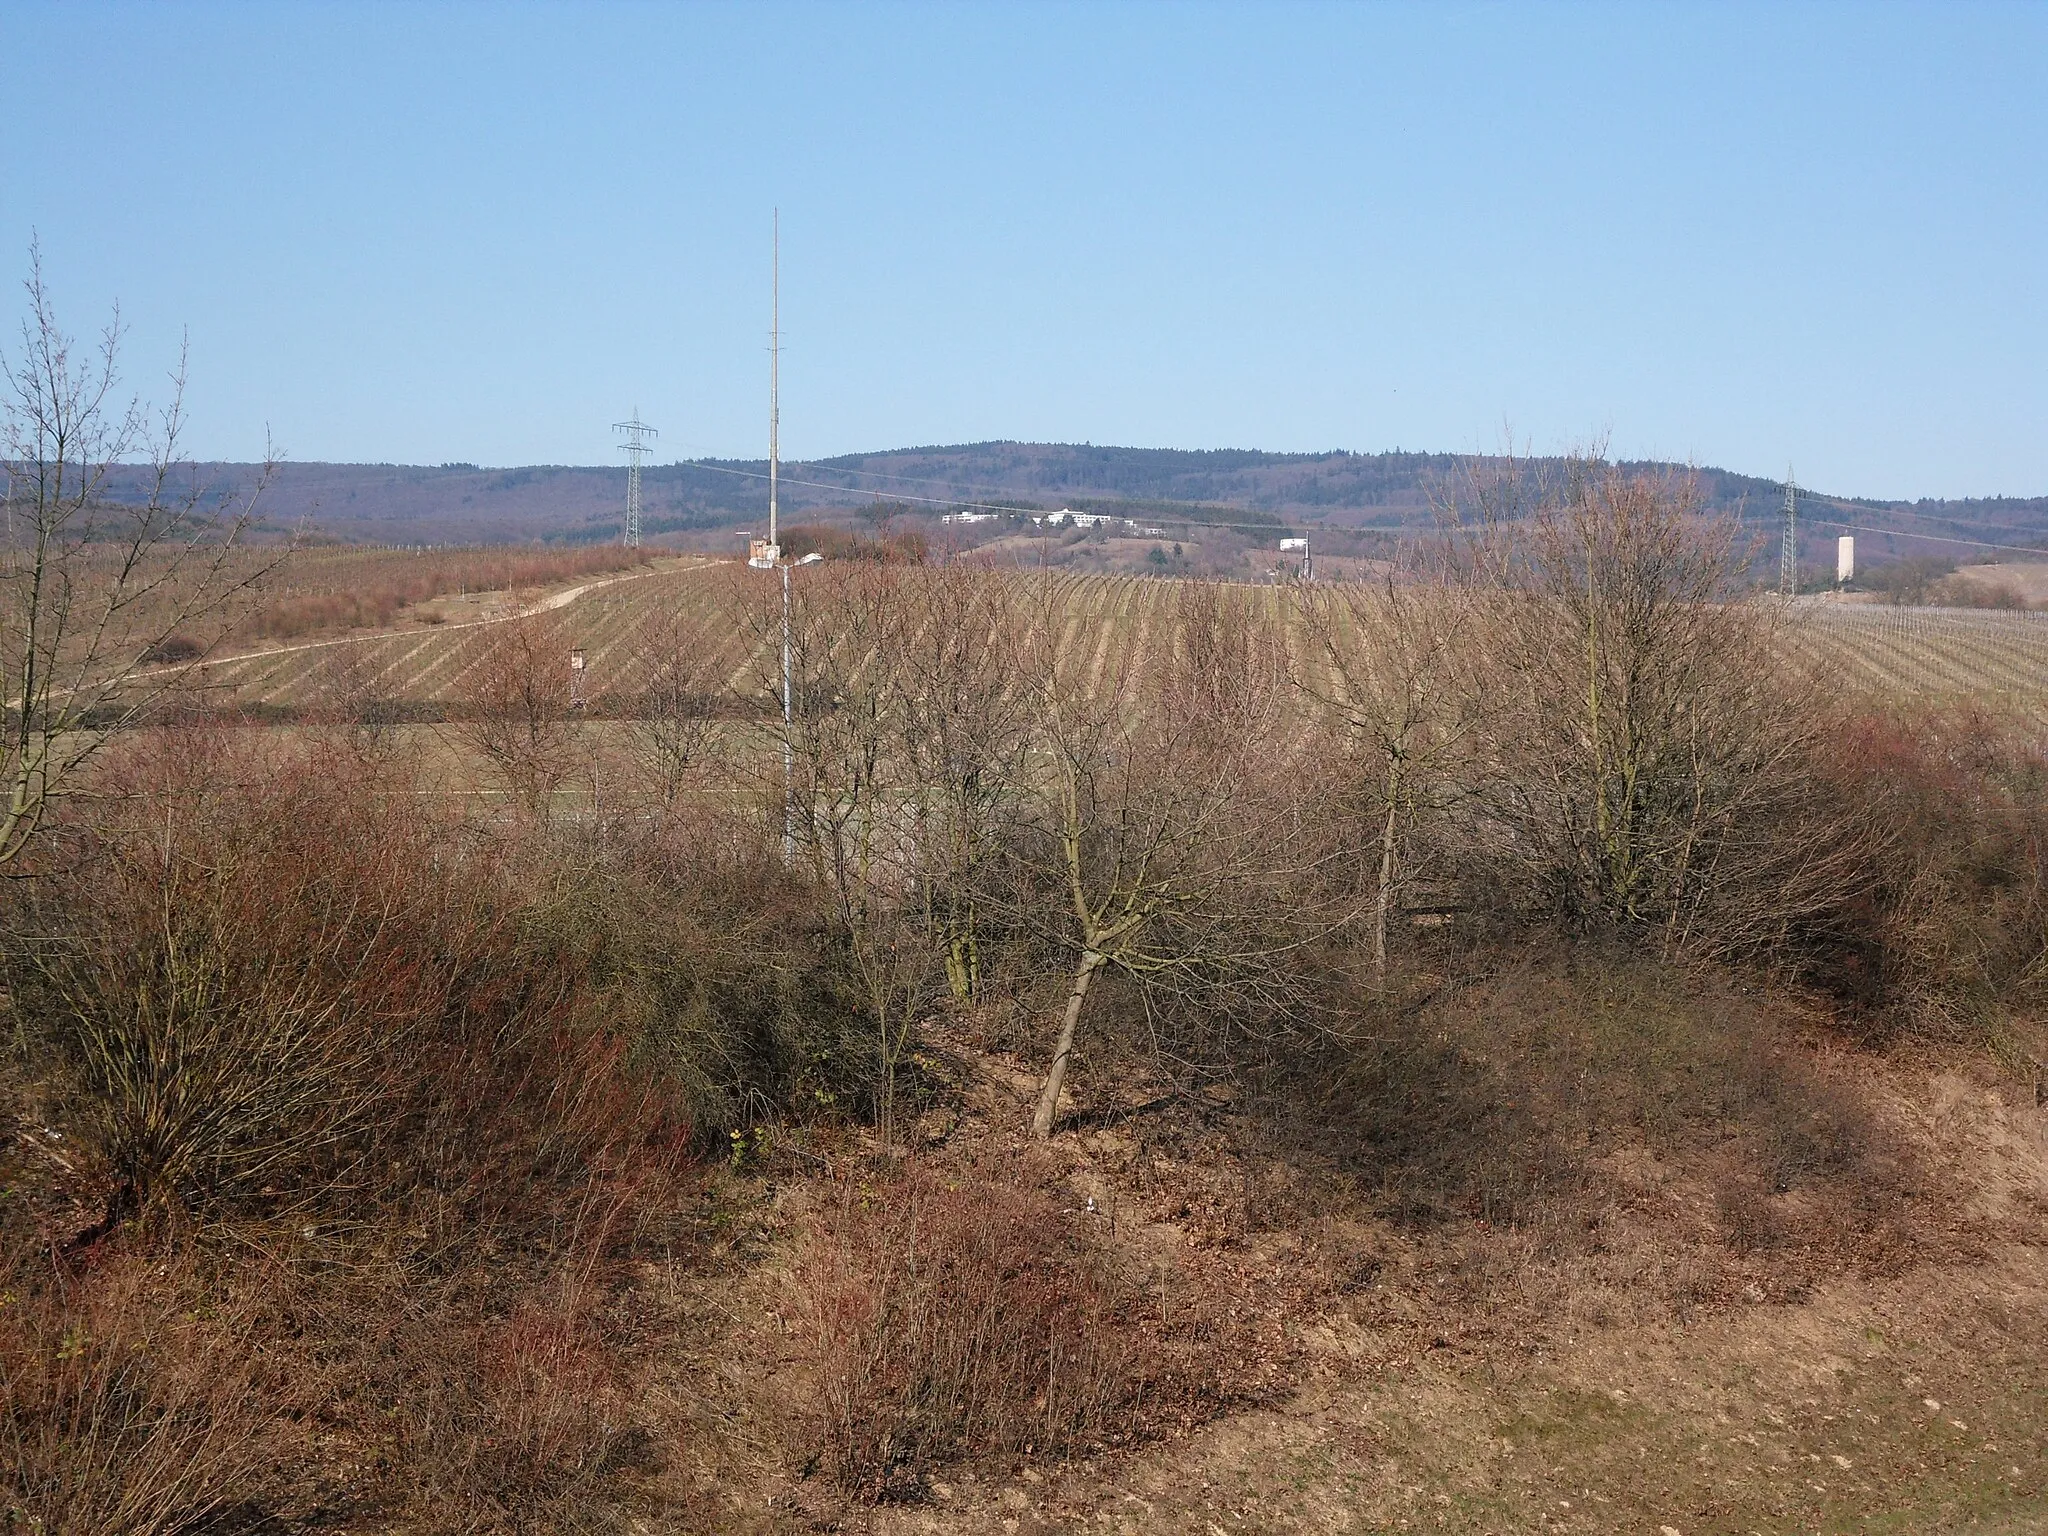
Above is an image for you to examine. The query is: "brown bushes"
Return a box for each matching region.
[0,727,710,1529]
[1813,707,2048,1038]
[1255,956,1909,1235]
[3,731,501,1229]
[0,1248,282,1536]
[457,611,583,820]
[793,1167,1148,1500]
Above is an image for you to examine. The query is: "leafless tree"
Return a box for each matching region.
[622,604,719,808]
[1015,580,1347,1138]
[312,640,406,755]
[1,240,274,867]
[740,561,937,1144]
[457,610,580,822]
[1295,567,1480,980]
[881,564,1030,1001]
[1448,452,1877,955]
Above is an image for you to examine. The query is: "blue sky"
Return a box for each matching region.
[4,1,2043,498]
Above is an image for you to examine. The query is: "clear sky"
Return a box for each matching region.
[4,0,2043,498]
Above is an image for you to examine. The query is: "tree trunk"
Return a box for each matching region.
[1372,760,1401,980]
[1032,949,1105,1138]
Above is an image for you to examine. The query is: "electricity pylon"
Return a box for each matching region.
[614,408,658,548]
[1779,471,1798,598]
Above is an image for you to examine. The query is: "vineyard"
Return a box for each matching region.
[1780,601,2048,722]
[185,564,2048,723]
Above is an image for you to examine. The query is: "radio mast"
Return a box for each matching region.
[613,407,657,548]
[768,209,780,554]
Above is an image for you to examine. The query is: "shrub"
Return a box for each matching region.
[1814,709,2048,1038]
[511,811,881,1142]
[2,731,488,1228]
[1451,459,1880,963]
[138,634,202,664]
[0,726,702,1528]
[1250,954,1907,1232]
[0,1249,282,1536]
[793,1166,1147,1500]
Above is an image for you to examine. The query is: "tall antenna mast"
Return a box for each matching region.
[1779,469,1798,598]
[613,406,658,548]
[768,208,780,553]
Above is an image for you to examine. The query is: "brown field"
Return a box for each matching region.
[183,561,2048,728]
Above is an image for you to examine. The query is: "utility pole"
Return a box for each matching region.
[1779,470,1798,599]
[614,408,658,548]
[781,561,793,862]
[743,212,801,859]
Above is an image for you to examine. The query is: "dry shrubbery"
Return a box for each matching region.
[1261,957,1907,1227]
[793,1167,1149,1500]
[457,608,584,820]
[1813,708,2048,1039]
[0,731,710,1531]
[4,456,2045,1526]
[0,1249,281,1536]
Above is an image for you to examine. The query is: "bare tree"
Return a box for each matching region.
[312,640,406,755]
[457,610,580,822]
[622,604,719,808]
[1449,453,1875,955]
[882,564,1030,1001]
[1295,569,1479,980]
[1017,580,1343,1138]
[1,241,273,867]
[741,561,937,1144]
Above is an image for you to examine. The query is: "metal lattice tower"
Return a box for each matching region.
[614,408,658,548]
[1779,470,1798,598]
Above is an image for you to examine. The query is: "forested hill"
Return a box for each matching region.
[100,442,2048,560]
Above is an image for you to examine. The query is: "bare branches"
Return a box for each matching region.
[1016,578,1355,1135]
[621,602,720,808]
[1,240,276,868]
[1447,454,1879,956]
[883,564,1030,1002]
[457,610,581,822]
[736,560,939,1145]
[1294,569,1479,979]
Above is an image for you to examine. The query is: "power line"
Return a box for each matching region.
[1800,516,2048,559]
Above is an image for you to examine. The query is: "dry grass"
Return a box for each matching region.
[4,494,2046,1530]
[0,728,707,1531]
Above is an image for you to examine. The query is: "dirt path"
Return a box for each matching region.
[202,556,711,669]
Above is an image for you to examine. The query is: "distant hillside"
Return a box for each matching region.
[99,444,2048,564]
